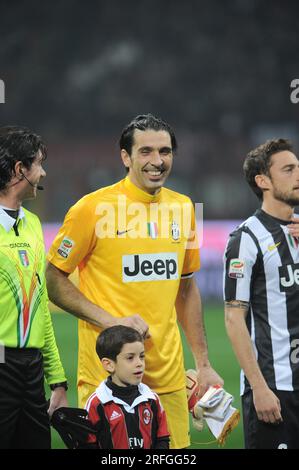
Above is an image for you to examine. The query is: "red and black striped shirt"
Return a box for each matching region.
[85,380,169,449]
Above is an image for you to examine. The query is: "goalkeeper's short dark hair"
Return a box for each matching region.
[119,113,177,156]
[96,326,143,361]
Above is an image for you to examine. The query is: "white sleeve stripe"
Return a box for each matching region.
[224,229,258,301]
[236,231,258,301]
[181,272,194,279]
[84,392,97,411]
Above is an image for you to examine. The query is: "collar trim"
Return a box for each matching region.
[0,206,26,232]
[122,176,163,203]
[96,380,156,413]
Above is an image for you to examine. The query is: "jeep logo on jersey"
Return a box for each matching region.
[122,253,178,282]
[279,263,299,291]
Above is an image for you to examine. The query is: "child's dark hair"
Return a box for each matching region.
[96,325,143,361]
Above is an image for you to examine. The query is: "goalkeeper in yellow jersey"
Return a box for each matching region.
[46,114,223,448]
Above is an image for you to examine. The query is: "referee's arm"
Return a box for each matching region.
[225,300,282,424]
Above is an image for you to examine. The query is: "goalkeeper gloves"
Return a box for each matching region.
[186,368,204,432]
[186,369,240,445]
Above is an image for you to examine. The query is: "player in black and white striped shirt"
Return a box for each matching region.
[224,138,299,449]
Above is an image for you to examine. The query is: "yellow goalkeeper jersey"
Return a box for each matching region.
[47,177,200,393]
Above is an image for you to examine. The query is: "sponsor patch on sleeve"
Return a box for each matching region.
[57,237,75,259]
[228,258,245,279]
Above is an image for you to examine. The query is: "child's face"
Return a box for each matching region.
[111,341,145,387]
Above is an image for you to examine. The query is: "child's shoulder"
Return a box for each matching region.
[139,382,159,401]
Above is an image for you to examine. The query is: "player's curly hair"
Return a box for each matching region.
[243,138,294,200]
[119,114,177,157]
[96,325,143,361]
[0,126,47,191]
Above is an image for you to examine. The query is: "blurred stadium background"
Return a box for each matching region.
[1,0,299,449]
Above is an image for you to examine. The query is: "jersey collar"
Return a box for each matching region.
[96,380,156,413]
[0,206,26,232]
[122,176,163,203]
[255,208,296,226]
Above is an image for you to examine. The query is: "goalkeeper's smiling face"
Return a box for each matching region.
[121,129,173,196]
[110,341,145,387]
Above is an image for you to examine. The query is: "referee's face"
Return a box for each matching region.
[18,150,46,201]
[121,129,173,195]
[268,151,299,206]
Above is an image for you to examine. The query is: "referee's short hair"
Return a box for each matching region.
[0,126,47,191]
[96,326,143,361]
[243,138,294,200]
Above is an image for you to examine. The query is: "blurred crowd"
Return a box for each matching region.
[1,0,298,221]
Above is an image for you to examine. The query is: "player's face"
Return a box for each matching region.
[22,150,46,200]
[267,151,299,206]
[121,129,173,195]
[112,341,145,387]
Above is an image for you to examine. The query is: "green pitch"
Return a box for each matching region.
[49,304,244,449]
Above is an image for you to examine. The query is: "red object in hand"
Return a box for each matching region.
[186,369,200,412]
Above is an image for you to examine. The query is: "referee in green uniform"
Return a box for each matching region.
[0,126,67,449]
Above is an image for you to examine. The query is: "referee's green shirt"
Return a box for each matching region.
[0,206,66,385]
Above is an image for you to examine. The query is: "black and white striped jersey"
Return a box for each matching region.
[224,209,299,395]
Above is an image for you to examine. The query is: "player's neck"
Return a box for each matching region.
[0,192,21,210]
[127,174,161,196]
[261,200,294,222]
